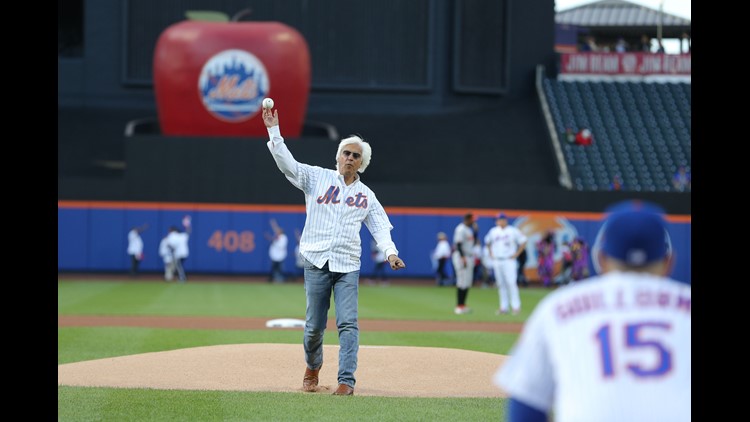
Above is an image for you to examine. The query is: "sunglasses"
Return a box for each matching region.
[342,150,362,159]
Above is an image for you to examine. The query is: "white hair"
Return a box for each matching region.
[335,135,372,173]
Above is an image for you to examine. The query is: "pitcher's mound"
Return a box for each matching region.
[58,343,509,398]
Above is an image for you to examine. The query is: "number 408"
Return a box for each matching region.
[208,230,255,253]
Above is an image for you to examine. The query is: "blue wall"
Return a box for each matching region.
[58,203,691,284]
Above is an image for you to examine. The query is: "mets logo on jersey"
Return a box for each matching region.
[198,49,270,122]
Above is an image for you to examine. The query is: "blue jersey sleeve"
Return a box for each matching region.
[508,398,547,422]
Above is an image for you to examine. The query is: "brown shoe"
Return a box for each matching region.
[302,367,320,392]
[332,383,354,396]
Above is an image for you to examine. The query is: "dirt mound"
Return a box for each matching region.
[58,343,510,398]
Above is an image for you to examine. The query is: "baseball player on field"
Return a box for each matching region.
[494,200,690,422]
[452,213,476,314]
[484,212,528,315]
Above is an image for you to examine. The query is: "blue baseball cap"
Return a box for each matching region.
[598,200,671,266]
[496,212,507,220]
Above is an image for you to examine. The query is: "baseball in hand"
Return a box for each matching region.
[262,98,274,109]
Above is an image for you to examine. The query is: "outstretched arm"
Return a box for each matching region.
[264,107,305,189]
[270,218,281,233]
[182,215,192,234]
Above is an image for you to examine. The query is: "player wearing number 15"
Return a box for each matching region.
[494,200,690,422]
[263,106,406,396]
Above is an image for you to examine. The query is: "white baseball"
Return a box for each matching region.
[262,98,274,109]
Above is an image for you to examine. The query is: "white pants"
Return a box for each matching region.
[164,260,176,281]
[452,251,475,289]
[492,258,521,311]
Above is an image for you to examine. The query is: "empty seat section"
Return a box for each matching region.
[541,78,690,192]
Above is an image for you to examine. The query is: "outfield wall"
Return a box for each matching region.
[58,201,691,284]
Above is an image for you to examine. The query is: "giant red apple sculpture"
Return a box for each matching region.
[153,19,310,137]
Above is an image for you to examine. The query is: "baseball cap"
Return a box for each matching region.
[597,200,671,267]
[496,212,507,220]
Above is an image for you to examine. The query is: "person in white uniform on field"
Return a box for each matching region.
[166,219,191,282]
[126,224,148,277]
[433,232,453,286]
[494,200,690,422]
[451,213,476,314]
[263,106,406,397]
[266,219,289,283]
[158,232,176,281]
[484,212,527,315]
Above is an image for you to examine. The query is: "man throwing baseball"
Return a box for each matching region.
[263,106,406,396]
[494,200,690,422]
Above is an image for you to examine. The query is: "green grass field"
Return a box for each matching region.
[58,279,552,421]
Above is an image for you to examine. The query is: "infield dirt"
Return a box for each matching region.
[58,314,518,398]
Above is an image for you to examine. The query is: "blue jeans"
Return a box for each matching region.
[303,259,360,388]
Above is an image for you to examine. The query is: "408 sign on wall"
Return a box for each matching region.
[207,230,255,253]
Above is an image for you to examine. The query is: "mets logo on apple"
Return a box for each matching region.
[198,49,270,122]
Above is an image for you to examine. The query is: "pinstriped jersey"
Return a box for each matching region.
[484,225,527,259]
[267,126,398,273]
[494,272,691,422]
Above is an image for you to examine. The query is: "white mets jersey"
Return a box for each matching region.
[484,225,527,259]
[494,271,691,422]
[267,126,398,273]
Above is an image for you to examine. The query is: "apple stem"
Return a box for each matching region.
[231,8,252,22]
